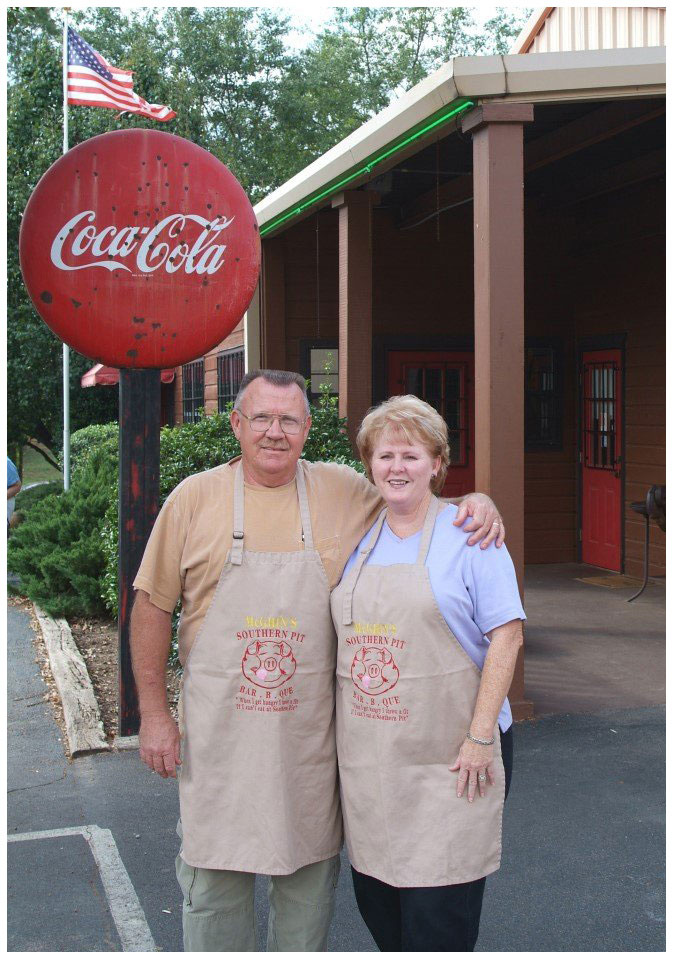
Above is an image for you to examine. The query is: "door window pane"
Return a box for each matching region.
[585,362,617,469]
[401,362,467,467]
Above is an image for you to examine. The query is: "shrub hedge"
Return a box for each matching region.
[8,448,118,618]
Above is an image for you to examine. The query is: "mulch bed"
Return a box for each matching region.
[11,593,181,746]
[68,617,181,741]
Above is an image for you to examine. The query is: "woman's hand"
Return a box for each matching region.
[449,738,495,801]
[453,493,505,549]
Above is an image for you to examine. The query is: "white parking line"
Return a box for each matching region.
[8,825,157,952]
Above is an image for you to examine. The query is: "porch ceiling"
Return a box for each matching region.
[373,96,664,226]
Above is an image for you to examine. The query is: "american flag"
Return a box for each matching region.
[66,27,175,122]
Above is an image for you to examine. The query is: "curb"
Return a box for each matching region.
[33,604,110,757]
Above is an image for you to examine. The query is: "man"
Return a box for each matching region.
[131,370,505,952]
[7,457,22,533]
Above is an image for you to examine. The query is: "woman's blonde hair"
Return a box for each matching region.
[356,395,450,495]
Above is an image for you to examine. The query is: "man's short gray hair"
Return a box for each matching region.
[234,370,310,416]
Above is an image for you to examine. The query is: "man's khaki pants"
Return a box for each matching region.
[175,852,341,952]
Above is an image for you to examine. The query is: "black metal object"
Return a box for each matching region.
[118,370,161,736]
[627,485,665,602]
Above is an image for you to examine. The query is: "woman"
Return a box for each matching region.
[330,395,525,952]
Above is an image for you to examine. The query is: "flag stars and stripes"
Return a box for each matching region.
[66,26,175,122]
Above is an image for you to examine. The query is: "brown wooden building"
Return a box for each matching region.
[154,9,665,718]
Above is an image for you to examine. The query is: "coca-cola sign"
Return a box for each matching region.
[20,129,260,368]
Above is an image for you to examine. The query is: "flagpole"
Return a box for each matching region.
[62,9,71,491]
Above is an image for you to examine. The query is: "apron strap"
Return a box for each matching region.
[230,461,314,566]
[416,496,440,567]
[342,508,387,626]
[295,461,315,550]
[231,462,245,566]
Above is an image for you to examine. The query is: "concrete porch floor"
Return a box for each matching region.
[522,564,665,718]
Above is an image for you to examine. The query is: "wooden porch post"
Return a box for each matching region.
[260,236,286,370]
[332,191,375,449]
[463,102,534,721]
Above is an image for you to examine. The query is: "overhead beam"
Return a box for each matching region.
[542,148,664,209]
[524,100,664,172]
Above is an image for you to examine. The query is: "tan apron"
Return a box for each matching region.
[330,496,505,888]
[179,461,342,874]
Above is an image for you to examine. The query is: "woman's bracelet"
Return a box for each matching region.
[466,731,495,746]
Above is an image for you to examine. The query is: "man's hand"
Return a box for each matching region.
[139,710,181,779]
[453,492,505,548]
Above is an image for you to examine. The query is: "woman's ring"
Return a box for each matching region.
[478,773,486,782]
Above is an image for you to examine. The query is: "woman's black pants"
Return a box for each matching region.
[351,725,513,953]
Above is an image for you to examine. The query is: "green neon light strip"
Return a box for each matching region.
[259,99,475,236]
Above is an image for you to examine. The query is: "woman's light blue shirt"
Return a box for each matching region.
[341,503,526,732]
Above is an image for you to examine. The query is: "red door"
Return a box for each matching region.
[581,350,623,570]
[387,351,475,498]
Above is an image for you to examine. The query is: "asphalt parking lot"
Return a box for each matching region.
[8,601,665,952]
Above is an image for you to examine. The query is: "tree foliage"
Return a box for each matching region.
[7,7,530,451]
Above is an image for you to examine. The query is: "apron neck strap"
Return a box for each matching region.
[341,508,387,626]
[230,460,315,566]
[295,461,314,550]
[416,496,440,567]
[231,462,246,566]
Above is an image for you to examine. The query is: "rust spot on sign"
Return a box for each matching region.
[71,298,82,308]
[126,349,138,358]
[40,291,52,303]
[132,316,145,324]
[151,322,161,329]
[134,332,147,340]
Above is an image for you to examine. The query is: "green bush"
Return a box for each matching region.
[14,480,62,515]
[62,422,118,477]
[8,448,118,618]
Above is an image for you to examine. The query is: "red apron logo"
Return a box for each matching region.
[50,211,234,275]
[351,647,399,696]
[242,640,297,689]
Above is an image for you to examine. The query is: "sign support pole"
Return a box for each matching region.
[62,9,71,491]
[118,370,161,737]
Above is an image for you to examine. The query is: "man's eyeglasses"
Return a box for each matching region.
[237,411,306,435]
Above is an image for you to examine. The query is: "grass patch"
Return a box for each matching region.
[21,445,62,487]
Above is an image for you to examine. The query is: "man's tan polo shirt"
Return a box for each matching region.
[134,458,382,664]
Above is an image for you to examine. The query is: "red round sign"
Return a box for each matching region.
[20,129,260,368]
